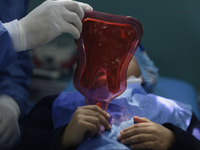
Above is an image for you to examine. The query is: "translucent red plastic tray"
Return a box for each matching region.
[73,11,143,110]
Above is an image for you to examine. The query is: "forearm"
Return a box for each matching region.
[163,123,200,150]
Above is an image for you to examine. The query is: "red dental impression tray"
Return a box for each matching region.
[73,11,143,111]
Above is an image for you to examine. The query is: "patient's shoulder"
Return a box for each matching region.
[29,94,59,115]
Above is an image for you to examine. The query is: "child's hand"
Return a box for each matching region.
[58,105,111,149]
[117,116,175,150]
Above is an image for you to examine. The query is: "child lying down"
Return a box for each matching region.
[12,46,200,150]
[12,83,200,150]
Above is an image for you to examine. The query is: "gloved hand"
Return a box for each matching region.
[3,0,93,52]
[0,95,20,149]
[19,0,93,51]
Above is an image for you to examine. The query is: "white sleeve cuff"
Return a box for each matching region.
[0,94,20,119]
[3,20,22,52]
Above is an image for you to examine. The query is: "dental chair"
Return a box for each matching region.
[153,76,200,120]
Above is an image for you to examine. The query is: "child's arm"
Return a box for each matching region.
[163,121,200,150]
[13,96,111,150]
[12,95,67,150]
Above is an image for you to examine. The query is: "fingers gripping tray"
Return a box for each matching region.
[73,11,143,110]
